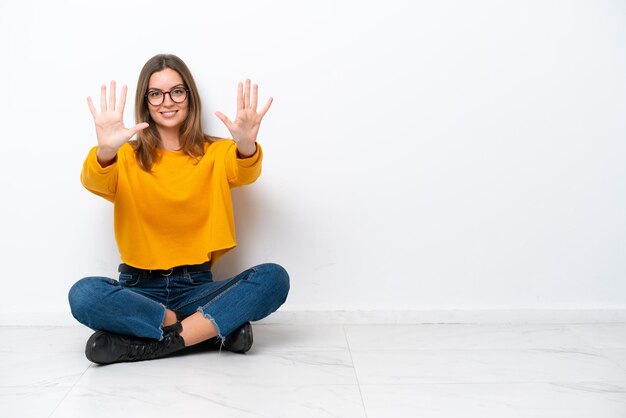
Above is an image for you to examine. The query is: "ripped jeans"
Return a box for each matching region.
[68,263,290,341]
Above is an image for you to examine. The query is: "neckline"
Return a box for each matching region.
[159,148,186,159]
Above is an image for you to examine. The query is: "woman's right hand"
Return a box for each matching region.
[87,81,149,166]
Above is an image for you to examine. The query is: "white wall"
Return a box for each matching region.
[1,0,625,323]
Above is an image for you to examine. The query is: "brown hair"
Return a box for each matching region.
[133,54,212,171]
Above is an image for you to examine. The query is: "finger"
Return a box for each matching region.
[251,83,258,112]
[215,111,233,129]
[258,97,273,118]
[109,81,116,111]
[100,84,107,112]
[237,81,244,111]
[87,96,97,118]
[118,85,128,115]
[244,79,251,109]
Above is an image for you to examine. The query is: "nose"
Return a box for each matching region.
[162,91,175,106]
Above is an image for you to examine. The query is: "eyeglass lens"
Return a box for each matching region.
[146,86,187,105]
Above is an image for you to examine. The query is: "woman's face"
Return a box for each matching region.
[146,68,189,132]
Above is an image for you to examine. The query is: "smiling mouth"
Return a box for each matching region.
[160,110,178,117]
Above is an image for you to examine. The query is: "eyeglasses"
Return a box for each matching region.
[145,85,189,106]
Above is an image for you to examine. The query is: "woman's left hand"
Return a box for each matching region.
[215,79,273,157]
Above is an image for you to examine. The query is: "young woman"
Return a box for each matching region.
[68,54,289,365]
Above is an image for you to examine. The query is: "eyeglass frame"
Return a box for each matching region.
[145,84,190,106]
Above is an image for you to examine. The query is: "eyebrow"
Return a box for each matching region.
[147,83,186,91]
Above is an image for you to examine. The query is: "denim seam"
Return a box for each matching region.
[181,269,253,310]
[202,280,243,309]
[196,280,243,341]
[188,269,255,337]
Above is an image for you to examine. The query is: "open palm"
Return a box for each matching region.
[87,81,149,157]
[215,79,272,153]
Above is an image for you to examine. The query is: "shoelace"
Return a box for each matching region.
[125,334,178,361]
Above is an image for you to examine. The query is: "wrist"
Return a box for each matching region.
[236,142,257,158]
[96,146,118,167]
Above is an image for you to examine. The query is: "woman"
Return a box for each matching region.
[68,54,289,365]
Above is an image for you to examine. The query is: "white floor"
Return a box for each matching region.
[2,323,626,418]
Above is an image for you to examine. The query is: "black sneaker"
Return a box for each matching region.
[198,322,254,354]
[223,322,253,353]
[85,323,186,365]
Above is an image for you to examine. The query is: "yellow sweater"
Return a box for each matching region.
[80,140,263,269]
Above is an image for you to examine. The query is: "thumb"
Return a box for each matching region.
[128,122,149,138]
[215,111,232,129]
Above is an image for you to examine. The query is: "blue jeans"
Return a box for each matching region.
[68,263,289,341]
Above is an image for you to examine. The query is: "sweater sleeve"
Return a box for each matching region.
[225,141,263,187]
[80,146,119,202]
